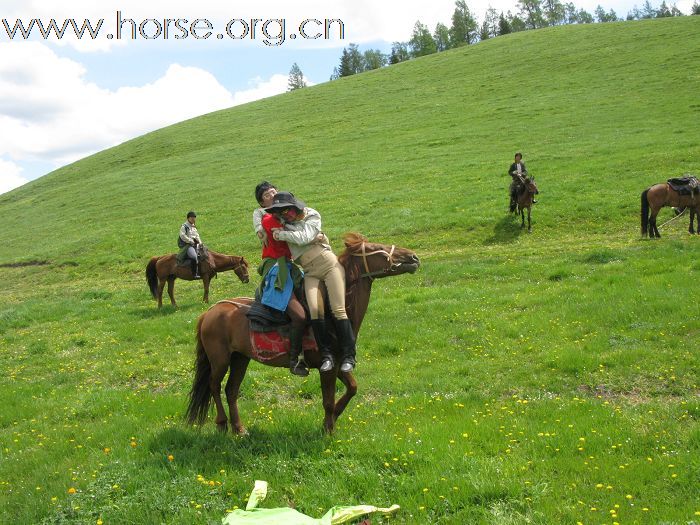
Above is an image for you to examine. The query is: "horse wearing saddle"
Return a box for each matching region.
[667,176,699,196]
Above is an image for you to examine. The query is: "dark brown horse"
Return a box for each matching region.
[511,176,539,232]
[185,233,420,434]
[146,247,250,308]
[641,183,700,238]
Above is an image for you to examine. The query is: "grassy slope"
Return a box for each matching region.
[1,17,699,524]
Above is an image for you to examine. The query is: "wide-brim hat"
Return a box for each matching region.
[265,191,305,212]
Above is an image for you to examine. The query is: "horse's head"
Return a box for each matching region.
[233,256,250,284]
[339,232,420,282]
[524,177,539,195]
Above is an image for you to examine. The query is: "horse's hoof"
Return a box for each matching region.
[216,422,228,433]
[234,426,248,436]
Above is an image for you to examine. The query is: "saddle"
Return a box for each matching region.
[667,176,699,196]
[246,302,318,361]
[249,327,318,362]
[176,244,210,267]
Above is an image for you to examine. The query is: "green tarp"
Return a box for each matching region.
[222,480,400,525]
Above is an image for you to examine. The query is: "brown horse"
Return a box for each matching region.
[185,233,420,434]
[146,247,250,308]
[511,176,539,232]
[641,183,700,238]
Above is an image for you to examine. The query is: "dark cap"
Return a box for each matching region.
[187,211,197,218]
[265,192,305,212]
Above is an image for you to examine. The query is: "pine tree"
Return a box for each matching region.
[642,0,657,18]
[498,13,512,34]
[449,0,478,46]
[363,49,387,70]
[409,21,437,57]
[287,63,306,91]
[483,7,500,38]
[518,0,546,28]
[434,22,451,51]
[389,42,410,64]
[693,1,700,14]
[656,1,672,16]
[543,0,566,25]
[335,44,363,78]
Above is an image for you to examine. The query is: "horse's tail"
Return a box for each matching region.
[146,257,159,299]
[641,189,650,237]
[185,314,212,426]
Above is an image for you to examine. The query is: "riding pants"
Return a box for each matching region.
[186,246,198,261]
[299,248,347,321]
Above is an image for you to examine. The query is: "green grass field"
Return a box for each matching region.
[1,17,699,524]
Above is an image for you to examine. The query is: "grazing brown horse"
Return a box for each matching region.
[511,176,539,232]
[641,183,700,238]
[146,247,250,308]
[185,233,420,434]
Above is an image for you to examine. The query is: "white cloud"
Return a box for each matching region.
[0,158,29,194]
[0,42,236,166]
[0,41,293,192]
[232,73,314,106]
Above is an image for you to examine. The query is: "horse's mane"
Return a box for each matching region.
[338,232,368,265]
[337,232,369,290]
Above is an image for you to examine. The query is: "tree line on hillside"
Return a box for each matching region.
[328,0,700,79]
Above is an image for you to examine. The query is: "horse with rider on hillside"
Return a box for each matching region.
[185,232,420,434]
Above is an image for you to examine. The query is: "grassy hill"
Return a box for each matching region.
[1,17,699,524]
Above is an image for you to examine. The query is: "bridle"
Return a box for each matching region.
[352,242,396,281]
[228,256,248,276]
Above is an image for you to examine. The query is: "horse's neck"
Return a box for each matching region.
[346,278,372,335]
[210,251,236,270]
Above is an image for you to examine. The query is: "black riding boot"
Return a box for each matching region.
[335,318,356,373]
[191,260,201,279]
[310,319,334,373]
[288,325,309,377]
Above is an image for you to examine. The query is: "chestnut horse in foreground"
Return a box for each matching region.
[510,176,539,232]
[185,233,420,434]
[641,181,700,238]
[146,247,250,308]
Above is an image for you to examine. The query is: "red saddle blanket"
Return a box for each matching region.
[250,327,318,363]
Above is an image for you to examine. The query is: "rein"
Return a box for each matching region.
[658,207,687,228]
[352,242,396,281]
[211,299,250,310]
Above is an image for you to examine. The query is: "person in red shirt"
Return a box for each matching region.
[258,206,308,376]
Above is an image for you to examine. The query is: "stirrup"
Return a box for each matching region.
[290,359,309,377]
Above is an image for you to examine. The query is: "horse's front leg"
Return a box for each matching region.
[167,277,177,306]
[202,275,211,303]
[320,370,337,434]
[527,206,532,233]
[225,353,250,435]
[334,371,357,421]
[520,208,525,229]
[689,209,696,235]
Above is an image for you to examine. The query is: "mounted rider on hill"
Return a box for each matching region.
[179,211,202,279]
[508,152,537,211]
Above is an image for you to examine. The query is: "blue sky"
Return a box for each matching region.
[0,0,690,194]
